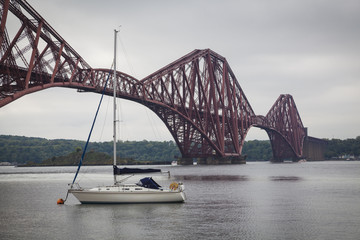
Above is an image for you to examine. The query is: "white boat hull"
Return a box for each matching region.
[69,186,186,204]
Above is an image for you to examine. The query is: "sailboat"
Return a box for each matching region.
[66,30,186,204]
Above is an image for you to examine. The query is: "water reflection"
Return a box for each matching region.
[175,175,248,181]
[269,176,302,181]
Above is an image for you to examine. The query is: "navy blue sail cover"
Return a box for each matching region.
[137,177,162,189]
[113,165,161,175]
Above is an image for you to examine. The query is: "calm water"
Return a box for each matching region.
[0,161,359,240]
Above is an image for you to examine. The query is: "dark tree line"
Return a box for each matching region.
[0,135,180,164]
[324,136,360,159]
[0,135,273,164]
[242,140,272,161]
[0,135,84,164]
[1,135,359,164]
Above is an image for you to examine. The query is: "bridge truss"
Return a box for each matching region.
[0,0,307,162]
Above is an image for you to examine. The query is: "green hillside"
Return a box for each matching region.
[1,135,359,164]
[0,135,180,164]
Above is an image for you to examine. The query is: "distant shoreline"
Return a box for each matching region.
[10,159,360,167]
[16,162,172,167]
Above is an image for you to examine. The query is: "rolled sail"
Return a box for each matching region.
[113,165,161,175]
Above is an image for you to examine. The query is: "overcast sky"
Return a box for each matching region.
[0,0,359,142]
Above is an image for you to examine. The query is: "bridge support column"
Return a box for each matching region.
[230,155,247,164]
[302,136,327,161]
[197,155,246,165]
[270,157,298,163]
[270,158,285,163]
[177,158,194,165]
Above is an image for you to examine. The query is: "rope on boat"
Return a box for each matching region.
[57,190,69,204]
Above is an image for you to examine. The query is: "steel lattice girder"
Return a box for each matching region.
[263,94,306,160]
[0,0,91,105]
[0,0,308,160]
[140,49,255,157]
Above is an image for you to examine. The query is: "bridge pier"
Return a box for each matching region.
[303,136,327,161]
[270,158,297,163]
[197,155,246,165]
[177,158,194,165]
[177,155,246,165]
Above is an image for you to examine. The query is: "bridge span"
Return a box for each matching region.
[0,0,325,163]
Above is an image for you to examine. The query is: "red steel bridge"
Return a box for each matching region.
[1,0,322,163]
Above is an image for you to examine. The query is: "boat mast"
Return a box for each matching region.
[113,29,119,184]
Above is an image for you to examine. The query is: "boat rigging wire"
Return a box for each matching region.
[98,90,111,141]
[59,69,113,204]
[119,34,137,78]
[71,69,113,187]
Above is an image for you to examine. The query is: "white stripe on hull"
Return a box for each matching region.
[70,190,186,204]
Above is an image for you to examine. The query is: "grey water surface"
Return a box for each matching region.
[1,161,359,240]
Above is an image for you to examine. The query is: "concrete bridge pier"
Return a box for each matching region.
[197,155,246,165]
[270,157,298,163]
[177,157,194,165]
